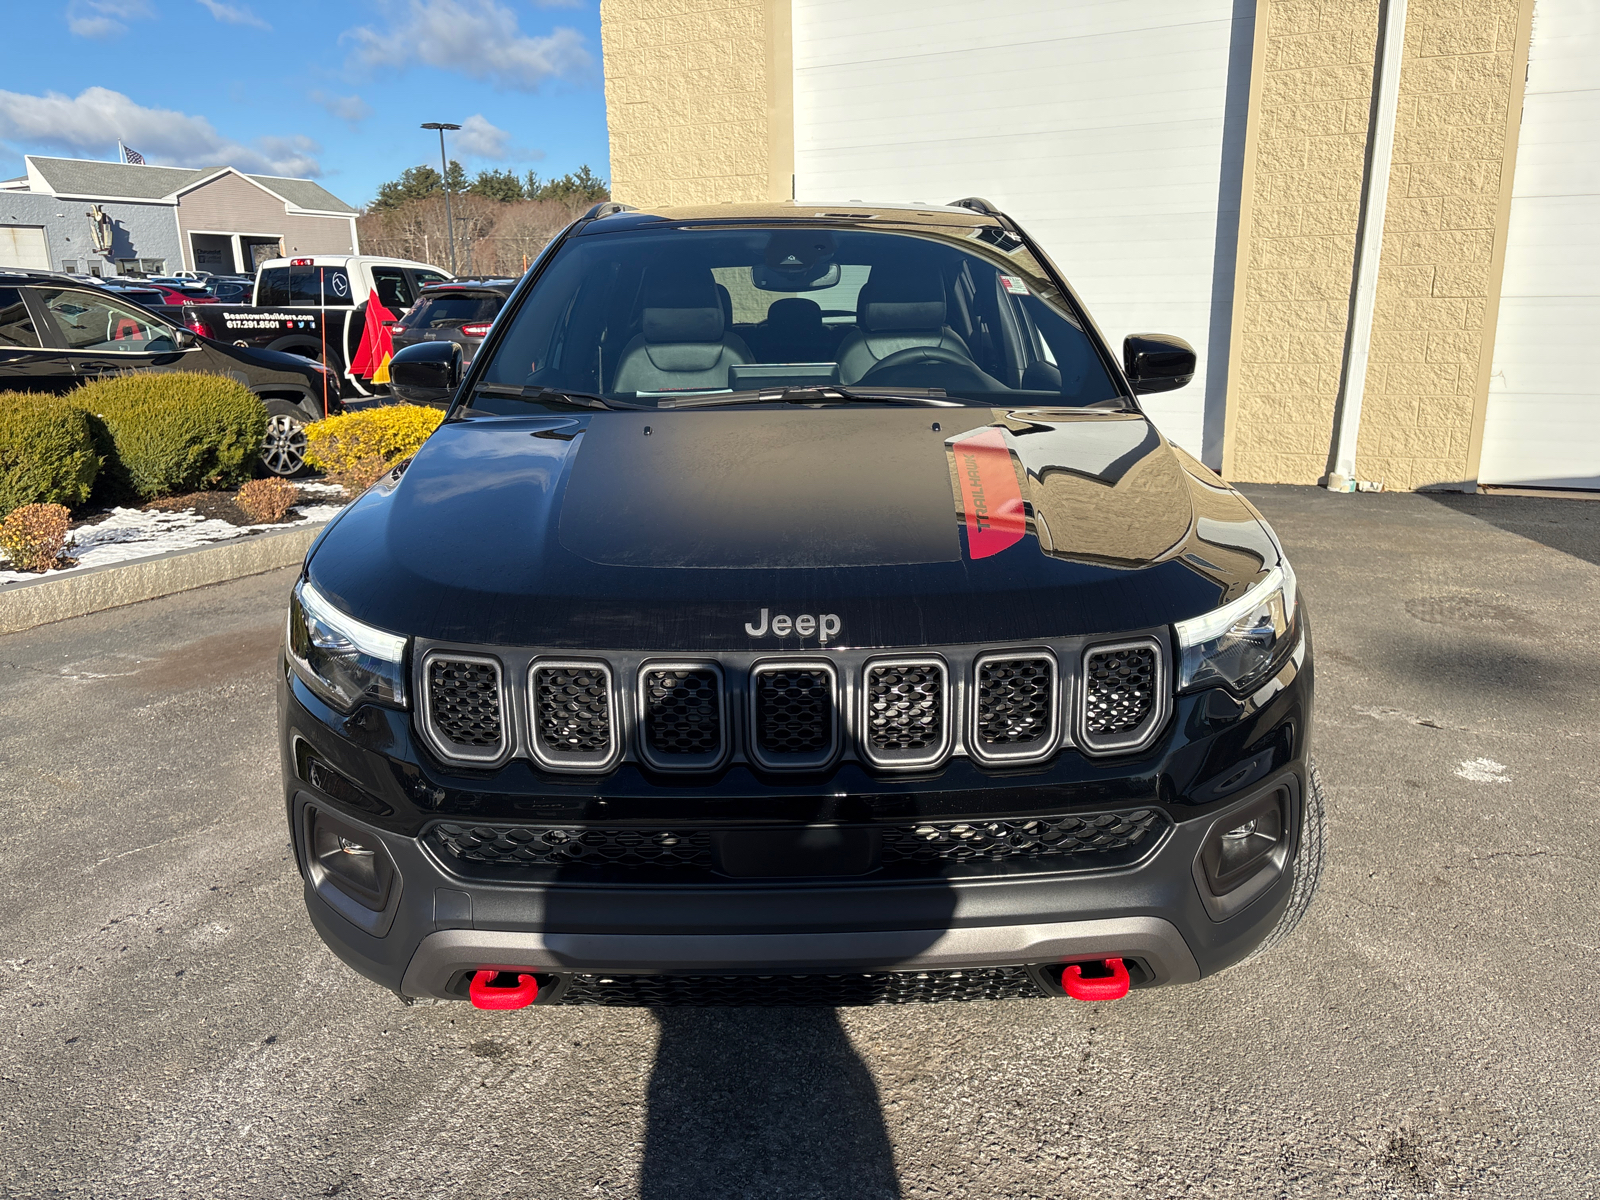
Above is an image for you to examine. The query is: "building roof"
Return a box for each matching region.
[21,157,357,214]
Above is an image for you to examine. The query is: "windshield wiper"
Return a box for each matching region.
[656,385,962,410]
[472,383,650,411]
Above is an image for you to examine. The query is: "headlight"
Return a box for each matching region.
[287,579,408,711]
[1175,563,1297,693]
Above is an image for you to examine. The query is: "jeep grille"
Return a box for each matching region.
[424,656,504,762]
[640,665,725,768]
[750,663,837,769]
[530,662,616,770]
[863,659,948,768]
[972,654,1057,763]
[1080,640,1165,754]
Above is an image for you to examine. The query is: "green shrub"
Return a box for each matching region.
[0,394,100,518]
[305,404,444,492]
[68,372,268,501]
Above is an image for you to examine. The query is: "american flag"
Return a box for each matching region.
[119,142,145,165]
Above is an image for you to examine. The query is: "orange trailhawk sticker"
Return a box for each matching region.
[949,427,1026,558]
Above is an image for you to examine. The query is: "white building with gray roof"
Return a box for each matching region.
[0,156,358,277]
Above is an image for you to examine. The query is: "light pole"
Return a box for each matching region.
[420,122,461,274]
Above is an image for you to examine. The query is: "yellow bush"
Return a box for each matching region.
[0,503,75,572]
[304,404,444,492]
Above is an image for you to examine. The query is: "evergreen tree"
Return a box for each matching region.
[370,164,442,212]
[468,168,526,202]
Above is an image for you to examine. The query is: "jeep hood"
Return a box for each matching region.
[306,407,1283,649]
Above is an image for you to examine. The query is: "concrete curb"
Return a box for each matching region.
[0,523,323,635]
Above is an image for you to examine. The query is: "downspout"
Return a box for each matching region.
[1327,0,1408,492]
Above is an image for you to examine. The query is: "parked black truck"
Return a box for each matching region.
[281,199,1324,1010]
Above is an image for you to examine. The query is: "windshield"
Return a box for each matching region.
[470,226,1124,412]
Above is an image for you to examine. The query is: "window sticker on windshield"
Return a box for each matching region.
[1000,275,1030,296]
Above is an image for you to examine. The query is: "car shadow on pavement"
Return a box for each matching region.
[1421,491,1600,568]
[638,1006,901,1199]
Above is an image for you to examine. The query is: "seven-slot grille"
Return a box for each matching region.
[750,663,837,768]
[971,653,1058,764]
[862,659,949,768]
[640,665,726,768]
[423,655,505,762]
[530,661,616,771]
[418,640,1166,771]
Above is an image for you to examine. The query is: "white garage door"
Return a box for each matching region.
[0,225,50,270]
[1479,2,1600,489]
[791,0,1252,464]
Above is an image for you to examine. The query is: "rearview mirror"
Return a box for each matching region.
[173,327,197,349]
[390,340,463,407]
[1123,334,1195,394]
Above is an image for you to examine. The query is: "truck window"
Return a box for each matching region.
[371,268,414,311]
[257,266,353,306]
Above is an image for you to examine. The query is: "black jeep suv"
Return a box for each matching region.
[0,269,342,476]
[281,200,1322,1009]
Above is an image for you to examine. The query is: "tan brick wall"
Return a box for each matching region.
[600,0,792,207]
[1353,0,1534,491]
[1224,0,1381,485]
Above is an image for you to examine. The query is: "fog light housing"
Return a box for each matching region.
[308,806,396,914]
[1194,787,1292,918]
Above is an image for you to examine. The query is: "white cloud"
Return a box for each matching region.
[344,0,591,91]
[531,0,584,8]
[67,0,152,38]
[454,114,515,159]
[310,90,374,126]
[0,87,324,177]
[194,0,271,30]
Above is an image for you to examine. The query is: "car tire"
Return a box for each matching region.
[260,400,312,478]
[1241,760,1328,962]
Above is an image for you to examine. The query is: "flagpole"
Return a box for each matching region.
[319,267,329,418]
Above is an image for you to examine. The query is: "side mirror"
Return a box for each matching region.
[390,340,463,406]
[1123,334,1196,394]
[173,327,198,349]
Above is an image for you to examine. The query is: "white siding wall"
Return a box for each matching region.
[791,0,1252,463]
[1479,1,1600,489]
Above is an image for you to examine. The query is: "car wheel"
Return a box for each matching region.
[1241,760,1328,962]
[260,401,311,477]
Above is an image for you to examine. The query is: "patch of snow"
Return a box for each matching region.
[1454,757,1511,784]
[0,501,342,586]
[295,482,347,497]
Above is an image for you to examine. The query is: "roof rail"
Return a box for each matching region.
[582,201,639,220]
[948,196,1018,231]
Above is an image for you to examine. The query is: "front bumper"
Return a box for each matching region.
[282,637,1312,1004]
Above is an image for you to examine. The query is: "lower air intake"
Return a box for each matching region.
[425,656,504,762]
[553,967,1045,1007]
[863,659,948,768]
[640,665,724,769]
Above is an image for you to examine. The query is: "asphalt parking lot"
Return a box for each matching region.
[1,484,1596,1199]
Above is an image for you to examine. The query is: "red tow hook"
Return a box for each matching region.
[1061,957,1131,1001]
[469,969,540,1010]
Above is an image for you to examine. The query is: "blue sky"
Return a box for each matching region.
[0,0,610,208]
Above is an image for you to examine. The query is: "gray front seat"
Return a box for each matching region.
[837,265,973,385]
[612,269,751,394]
